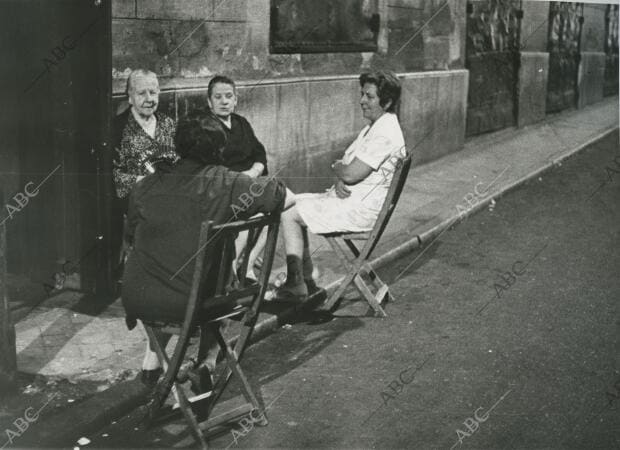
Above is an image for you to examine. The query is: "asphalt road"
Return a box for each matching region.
[88,132,619,449]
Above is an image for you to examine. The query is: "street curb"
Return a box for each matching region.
[370,125,620,270]
[21,379,149,448]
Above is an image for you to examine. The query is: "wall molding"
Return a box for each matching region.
[112,69,470,96]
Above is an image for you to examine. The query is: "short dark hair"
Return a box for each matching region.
[175,113,228,166]
[359,71,401,113]
[207,75,236,98]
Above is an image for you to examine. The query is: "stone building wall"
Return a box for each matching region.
[112,0,466,81]
[112,0,469,187]
[111,0,613,182]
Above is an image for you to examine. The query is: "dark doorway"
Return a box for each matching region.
[465,0,523,137]
[545,2,584,113]
[0,0,112,299]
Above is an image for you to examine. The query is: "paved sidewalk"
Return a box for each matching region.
[15,293,144,383]
[6,96,618,445]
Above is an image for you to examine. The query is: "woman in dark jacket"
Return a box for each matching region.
[122,114,291,386]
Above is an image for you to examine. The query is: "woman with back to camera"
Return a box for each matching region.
[122,113,294,390]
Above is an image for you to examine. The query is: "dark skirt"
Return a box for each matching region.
[121,244,231,326]
[121,257,190,325]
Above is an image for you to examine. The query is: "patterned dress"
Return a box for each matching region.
[113,109,178,198]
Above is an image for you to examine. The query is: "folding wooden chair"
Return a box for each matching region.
[321,152,412,317]
[141,213,280,448]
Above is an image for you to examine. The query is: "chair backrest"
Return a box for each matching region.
[365,150,412,257]
[182,213,281,328]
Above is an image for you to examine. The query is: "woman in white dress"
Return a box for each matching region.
[273,70,406,302]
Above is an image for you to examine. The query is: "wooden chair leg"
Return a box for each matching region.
[203,368,233,422]
[235,301,260,357]
[202,307,260,423]
[199,327,265,432]
[343,239,360,257]
[323,237,358,310]
[326,235,389,311]
[172,378,208,448]
[143,326,208,448]
[352,275,387,318]
[148,327,195,411]
[216,331,265,422]
[324,270,357,311]
[326,236,354,265]
[360,264,394,304]
[343,240,393,307]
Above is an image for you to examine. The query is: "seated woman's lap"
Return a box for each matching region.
[294,192,377,235]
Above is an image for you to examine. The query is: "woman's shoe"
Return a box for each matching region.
[189,365,214,422]
[269,281,308,304]
[140,367,163,388]
[244,272,258,285]
[305,279,327,303]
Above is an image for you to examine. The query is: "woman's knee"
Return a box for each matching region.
[284,205,306,226]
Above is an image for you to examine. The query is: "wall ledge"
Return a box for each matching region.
[520,51,549,58]
[112,69,469,97]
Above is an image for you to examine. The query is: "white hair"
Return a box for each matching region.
[125,69,158,95]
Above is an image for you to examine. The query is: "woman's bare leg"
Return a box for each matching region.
[281,205,304,259]
[273,205,312,300]
[142,343,160,370]
[233,230,249,278]
[139,320,166,370]
[246,228,268,280]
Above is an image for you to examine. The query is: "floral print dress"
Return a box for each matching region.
[113,110,178,198]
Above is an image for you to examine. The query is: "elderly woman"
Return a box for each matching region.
[113,69,178,199]
[273,70,406,302]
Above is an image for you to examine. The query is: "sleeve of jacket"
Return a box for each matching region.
[229,173,286,220]
[125,188,139,244]
[241,116,268,174]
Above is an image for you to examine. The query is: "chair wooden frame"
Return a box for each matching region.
[321,152,412,317]
[141,213,280,448]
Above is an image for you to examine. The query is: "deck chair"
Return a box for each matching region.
[321,152,412,317]
[141,213,280,448]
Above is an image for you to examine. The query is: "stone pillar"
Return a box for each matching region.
[517,1,550,127]
[517,52,549,127]
[578,4,607,108]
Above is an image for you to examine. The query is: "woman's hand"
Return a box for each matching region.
[242,162,265,178]
[334,179,351,199]
[241,169,258,178]
[332,160,351,198]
